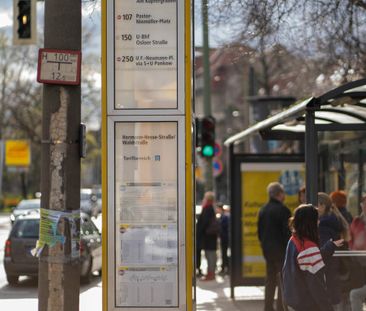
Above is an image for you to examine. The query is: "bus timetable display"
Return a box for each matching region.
[114,122,179,307]
[114,0,178,109]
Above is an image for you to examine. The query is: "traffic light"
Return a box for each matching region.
[201,116,215,158]
[17,0,31,39]
[195,118,203,147]
[13,0,36,45]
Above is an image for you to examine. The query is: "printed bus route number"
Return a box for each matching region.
[37,49,81,86]
[52,71,65,81]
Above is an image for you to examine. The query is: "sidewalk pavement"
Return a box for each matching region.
[0,213,10,228]
[196,274,265,311]
[0,276,265,311]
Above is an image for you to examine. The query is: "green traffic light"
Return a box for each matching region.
[202,145,214,157]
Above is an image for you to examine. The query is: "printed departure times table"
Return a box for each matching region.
[114,0,178,109]
[114,121,179,308]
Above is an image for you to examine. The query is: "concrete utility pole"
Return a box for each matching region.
[202,0,213,191]
[38,0,81,310]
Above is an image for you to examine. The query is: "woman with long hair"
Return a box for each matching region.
[282,204,343,311]
[318,192,350,309]
[318,192,350,242]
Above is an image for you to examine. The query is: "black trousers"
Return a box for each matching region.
[220,239,229,271]
[196,245,202,273]
[264,258,284,311]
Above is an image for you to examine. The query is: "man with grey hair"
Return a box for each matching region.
[258,182,291,311]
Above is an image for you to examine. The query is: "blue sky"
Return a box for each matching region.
[0,0,13,28]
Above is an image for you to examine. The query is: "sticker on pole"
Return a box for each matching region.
[37,48,81,85]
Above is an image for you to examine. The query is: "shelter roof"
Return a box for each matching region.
[224,78,366,146]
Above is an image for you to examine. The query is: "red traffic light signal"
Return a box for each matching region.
[201,116,215,158]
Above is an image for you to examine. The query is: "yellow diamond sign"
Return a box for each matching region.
[5,140,31,167]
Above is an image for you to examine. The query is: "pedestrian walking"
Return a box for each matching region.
[258,182,291,311]
[216,202,230,276]
[196,200,204,278]
[282,204,344,311]
[196,191,219,281]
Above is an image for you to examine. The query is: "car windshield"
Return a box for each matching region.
[17,200,40,210]
[12,219,40,238]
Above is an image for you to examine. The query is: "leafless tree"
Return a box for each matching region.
[208,0,366,95]
[0,32,40,141]
[0,23,102,196]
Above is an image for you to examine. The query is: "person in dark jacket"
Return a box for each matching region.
[196,191,218,281]
[318,192,350,308]
[282,204,344,311]
[258,182,291,311]
[216,202,230,276]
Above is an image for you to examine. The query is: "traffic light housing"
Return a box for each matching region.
[201,116,215,158]
[13,0,37,45]
[17,0,31,39]
[195,117,202,147]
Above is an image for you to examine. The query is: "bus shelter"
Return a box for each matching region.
[224,78,366,298]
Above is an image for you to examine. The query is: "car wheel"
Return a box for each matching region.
[81,255,93,284]
[7,275,19,286]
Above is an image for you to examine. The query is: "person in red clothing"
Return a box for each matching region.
[349,195,366,311]
[349,195,366,251]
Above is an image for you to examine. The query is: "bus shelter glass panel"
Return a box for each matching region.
[317,130,366,299]
[114,121,179,307]
[318,130,366,216]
